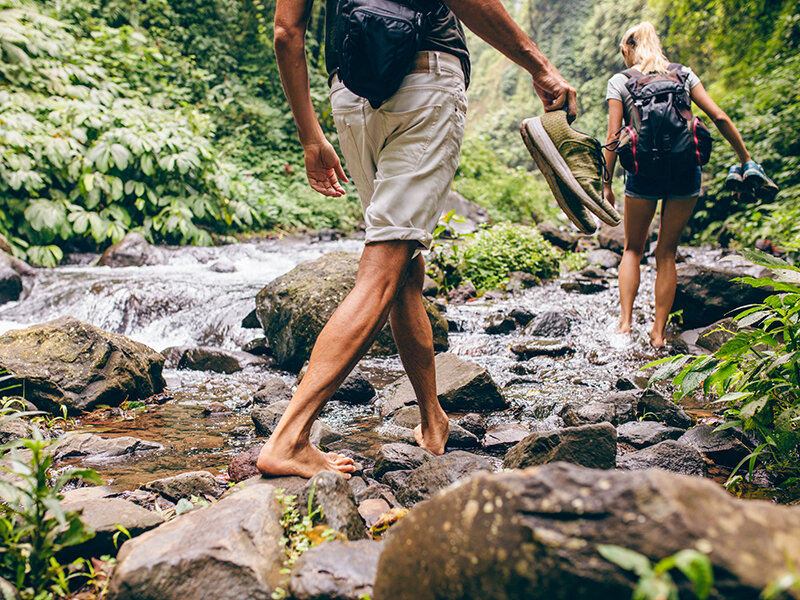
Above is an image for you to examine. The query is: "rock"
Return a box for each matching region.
[439,191,490,235]
[637,390,693,429]
[253,377,293,404]
[561,279,608,294]
[615,377,636,391]
[523,312,572,337]
[616,421,684,448]
[422,275,439,297]
[160,346,189,369]
[143,471,223,502]
[358,499,391,528]
[374,463,800,599]
[0,259,22,305]
[380,470,412,493]
[484,313,516,335]
[177,347,266,374]
[508,307,534,326]
[387,407,480,449]
[108,485,285,600]
[228,446,261,483]
[678,424,751,468]
[0,317,165,415]
[241,309,261,329]
[242,337,271,356]
[289,540,383,600]
[374,444,433,479]
[458,413,487,437]
[60,495,164,558]
[379,352,507,417]
[598,221,626,253]
[510,340,575,359]
[0,418,43,445]
[203,402,230,416]
[536,223,578,251]
[354,484,400,508]
[255,252,448,371]
[98,233,164,267]
[447,281,477,305]
[0,576,19,600]
[301,472,368,540]
[331,368,376,404]
[696,317,737,352]
[209,259,236,273]
[252,402,340,446]
[396,451,492,507]
[580,265,607,279]
[560,393,637,427]
[53,433,162,464]
[229,425,252,438]
[674,263,771,328]
[503,423,617,470]
[505,271,540,292]
[617,440,706,476]
[482,423,531,453]
[586,248,621,269]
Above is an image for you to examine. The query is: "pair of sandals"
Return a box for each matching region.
[725,161,780,201]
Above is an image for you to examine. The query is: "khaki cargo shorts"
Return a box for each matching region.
[330,51,468,252]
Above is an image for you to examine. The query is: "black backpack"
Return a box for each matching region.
[614,63,712,177]
[335,0,441,108]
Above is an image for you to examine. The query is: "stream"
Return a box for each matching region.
[0,235,710,489]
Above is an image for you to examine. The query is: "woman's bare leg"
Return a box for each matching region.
[618,196,658,333]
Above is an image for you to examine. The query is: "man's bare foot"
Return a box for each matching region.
[413,410,450,455]
[256,440,355,479]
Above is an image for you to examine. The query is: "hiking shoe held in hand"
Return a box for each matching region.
[743,160,780,201]
[725,164,743,192]
[520,111,621,233]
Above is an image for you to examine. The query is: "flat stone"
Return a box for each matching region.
[358,499,391,529]
[143,471,223,502]
[503,423,617,470]
[617,440,706,476]
[483,423,531,453]
[53,433,162,464]
[289,540,383,600]
[178,347,266,374]
[374,443,433,479]
[617,421,684,448]
[678,424,751,468]
[587,248,621,269]
[561,279,608,294]
[510,340,575,358]
[523,311,573,337]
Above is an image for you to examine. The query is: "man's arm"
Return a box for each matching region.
[442,0,578,118]
[274,0,347,196]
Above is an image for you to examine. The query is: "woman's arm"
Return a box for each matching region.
[602,98,624,206]
[690,82,750,164]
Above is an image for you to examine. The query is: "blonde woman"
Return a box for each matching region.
[603,22,753,349]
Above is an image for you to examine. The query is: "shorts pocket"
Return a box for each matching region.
[379,104,443,176]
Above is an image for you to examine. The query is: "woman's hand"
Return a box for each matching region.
[603,182,616,208]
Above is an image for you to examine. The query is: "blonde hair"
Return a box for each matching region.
[620,22,670,73]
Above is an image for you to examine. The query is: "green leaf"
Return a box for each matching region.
[82,172,95,193]
[597,544,652,577]
[110,143,131,171]
[671,550,713,599]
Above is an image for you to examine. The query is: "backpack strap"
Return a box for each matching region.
[616,70,642,131]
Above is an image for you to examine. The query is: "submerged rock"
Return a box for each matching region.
[53,433,162,464]
[379,352,507,417]
[373,463,800,600]
[290,540,384,600]
[255,252,448,371]
[503,423,617,470]
[616,440,706,476]
[98,232,164,267]
[510,339,575,359]
[484,313,516,335]
[0,317,165,414]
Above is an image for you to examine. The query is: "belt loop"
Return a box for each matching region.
[434,51,441,75]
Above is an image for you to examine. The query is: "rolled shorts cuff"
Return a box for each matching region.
[625,188,701,201]
[365,225,432,251]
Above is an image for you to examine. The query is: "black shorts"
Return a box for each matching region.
[625,166,701,201]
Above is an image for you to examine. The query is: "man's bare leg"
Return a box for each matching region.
[389,254,449,455]
[257,240,417,478]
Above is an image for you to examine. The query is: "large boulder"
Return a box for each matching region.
[394,451,492,507]
[373,463,800,600]
[98,233,164,267]
[502,423,617,470]
[108,485,285,600]
[673,263,771,328]
[379,352,507,417]
[289,540,384,600]
[0,255,22,305]
[255,252,448,371]
[0,317,165,414]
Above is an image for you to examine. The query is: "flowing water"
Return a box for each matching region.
[0,236,717,489]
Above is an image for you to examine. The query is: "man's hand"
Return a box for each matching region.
[532,66,578,122]
[304,141,348,197]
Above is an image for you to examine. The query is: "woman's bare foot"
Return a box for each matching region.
[618,317,632,334]
[256,440,355,479]
[649,329,666,349]
[413,410,450,455]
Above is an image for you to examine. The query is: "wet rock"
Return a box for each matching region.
[482,423,531,453]
[447,281,477,305]
[354,484,400,509]
[358,499,391,528]
[674,263,771,328]
[98,232,164,267]
[143,471,223,502]
[617,440,706,476]
[53,433,162,464]
[108,485,285,600]
[536,223,579,251]
[228,446,261,483]
[503,422,616,470]
[587,249,621,269]
[580,265,607,279]
[523,311,572,337]
[177,346,266,374]
[458,413,487,437]
[331,368,376,404]
[256,252,448,371]
[0,317,165,415]
[598,221,626,253]
[387,407,480,449]
[209,258,236,273]
[637,390,693,428]
[422,275,439,297]
[374,444,433,479]
[560,394,637,427]
[561,279,608,294]
[252,402,340,446]
[160,345,189,369]
[241,309,261,329]
[678,424,750,468]
[229,425,253,438]
[615,377,637,391]
[60,495,163,558]
[0,418,43,445]
[301,472,368,540]
[696,317,737,353]
[510,340,575,359]
[616,421,684,448]
[242,337,271,356]
[313,228,344,242]
[505,271,540,292]
[508,307,534,326]
[289,540,383,600]
[374,463,800,599]
[380,352,507,417]
[203,402,230,416]
[253,377,293,405]
[485,313,516,335]
[380,470,412,493]
[0,259,22,305]
[396,451,492,507]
